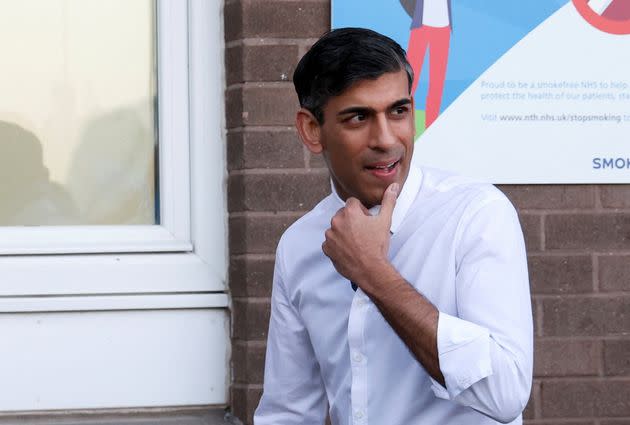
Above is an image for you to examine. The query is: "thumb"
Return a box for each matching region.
[379,182,399,223]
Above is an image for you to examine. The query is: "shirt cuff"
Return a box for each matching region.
[430,312,493,400]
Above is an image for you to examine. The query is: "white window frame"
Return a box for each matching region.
[0,0,228,305]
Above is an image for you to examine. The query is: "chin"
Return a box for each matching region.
[361,190,386,209]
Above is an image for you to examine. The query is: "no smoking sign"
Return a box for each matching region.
[572,0,630,34]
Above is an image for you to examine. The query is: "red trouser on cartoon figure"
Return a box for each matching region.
[403,0,452,129]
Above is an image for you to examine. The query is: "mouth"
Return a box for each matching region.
[364,159,401,178]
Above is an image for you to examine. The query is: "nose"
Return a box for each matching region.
[369,113,397,150]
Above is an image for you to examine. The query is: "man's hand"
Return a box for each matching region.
[322,183,399,285]
[323,182,445,386]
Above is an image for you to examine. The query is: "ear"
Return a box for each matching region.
[296,108,323,154]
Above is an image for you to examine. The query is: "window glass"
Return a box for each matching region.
[0,0,158,225]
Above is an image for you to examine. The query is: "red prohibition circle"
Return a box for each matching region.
[572,0,630,35]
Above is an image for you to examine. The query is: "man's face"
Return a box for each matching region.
[318,70,415,208]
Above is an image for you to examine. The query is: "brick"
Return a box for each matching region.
[226,85,298,128]
[308,149,328,169]
[230,256,275,298]
[229,214,300,255]
[227,0,329,41]
[528,255,593,294]
[599,255,630,292]
[224,1,243,42]
[541,380,630,417]
[533,300,541,337]
[225,46,245,86]
[522,400,535,420]
[225,87,244,129]
[229,171,329,212]
[232,342,266,384]
[546,214,630,250]
[227,129,304,171]
[604,340,630,376]
[519,214,542,251]
[601,185,630,209]
[541,296,630,336]
[232,299,271,341]
[231,385,263,425]
[225,44,243,87]
[601,420,630,425]
[226,44,299,85]
[499,185,596,210]
[522,380,538,419]
[534,339,600,377]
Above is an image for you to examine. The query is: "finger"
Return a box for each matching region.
[346,197,369,215]
[321,240,329,258]
[379,182,399,222]
[330,214,340,229]
[331,207,345,228]
[345,197,360,211]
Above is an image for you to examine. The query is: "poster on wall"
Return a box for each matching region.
[332,0,630,183]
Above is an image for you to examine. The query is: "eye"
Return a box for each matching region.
[391,105,409,116]
[347,112,367,124]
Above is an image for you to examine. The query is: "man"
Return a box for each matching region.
[254,28,532,425]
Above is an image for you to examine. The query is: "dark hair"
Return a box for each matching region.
[293,27,413,123]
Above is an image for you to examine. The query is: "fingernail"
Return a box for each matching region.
[390,183,400,194]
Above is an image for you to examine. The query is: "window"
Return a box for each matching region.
[0,0,159,228]
[0,0,228,410]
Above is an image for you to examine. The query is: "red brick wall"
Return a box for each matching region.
[225,2,630,424]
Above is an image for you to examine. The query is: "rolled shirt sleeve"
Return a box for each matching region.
[430,196,533,424]
[430,312,492,400]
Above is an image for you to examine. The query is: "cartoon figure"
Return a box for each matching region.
[401,0,452,129]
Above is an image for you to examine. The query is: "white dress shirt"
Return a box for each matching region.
[423,0,451,27]
[254,165,533,425]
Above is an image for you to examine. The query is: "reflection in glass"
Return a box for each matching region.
[0,0,158,225]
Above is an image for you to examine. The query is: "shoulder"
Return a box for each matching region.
[414,167,524,258]
[276,194,334,263]
[419,165,511,211]
[411,166,518,236]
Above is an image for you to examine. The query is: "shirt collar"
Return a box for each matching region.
[329,165,423,234]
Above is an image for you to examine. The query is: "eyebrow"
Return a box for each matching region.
[391,98,413,108]
[337,97,412,117]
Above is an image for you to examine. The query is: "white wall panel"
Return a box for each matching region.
[0,309,229,410]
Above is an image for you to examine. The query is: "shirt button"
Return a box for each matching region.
[352,352,363,363]
[354,410,364,420]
